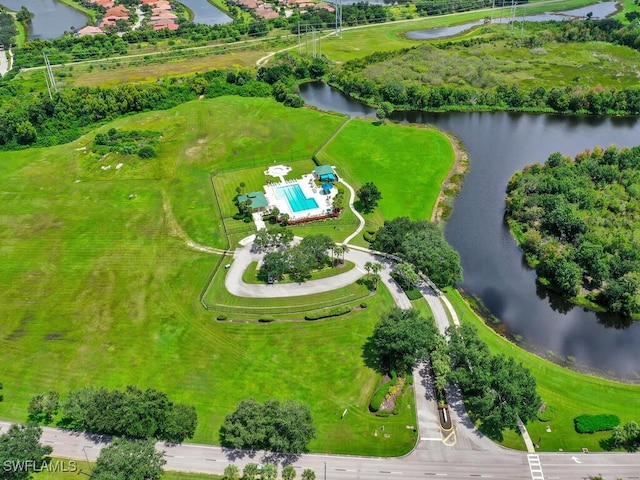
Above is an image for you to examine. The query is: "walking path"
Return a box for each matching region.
[0,47,11,77]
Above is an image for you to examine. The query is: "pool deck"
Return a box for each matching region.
[264,174,336,221]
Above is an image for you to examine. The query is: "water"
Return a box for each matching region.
[0,0,89,40]
[178,0,232,25]
[406,2,618,40]
[299,82,640,381]
[276,184,319,212]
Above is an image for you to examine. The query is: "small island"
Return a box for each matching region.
[505,145,640,318]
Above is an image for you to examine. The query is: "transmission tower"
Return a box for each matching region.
[42,51,57,100]
[335,0,342,38]
[509,0,517,26]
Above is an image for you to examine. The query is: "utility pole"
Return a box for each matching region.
[312,27,316,58]
[335,0,342,38]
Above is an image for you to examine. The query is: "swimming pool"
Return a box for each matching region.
[276,184,318,213]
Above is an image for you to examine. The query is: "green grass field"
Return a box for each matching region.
[445,288,640,452]
[0,95,452,456]
[317,120,455,233]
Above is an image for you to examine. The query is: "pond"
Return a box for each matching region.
[178,0,232,25]
[299,81,640,382]
[405,1,618,40]
[0,0,89,40]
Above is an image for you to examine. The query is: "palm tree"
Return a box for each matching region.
[371,262,382,291]
[239,181,246,193]
[340,243,349,264]
[332,245,343,267]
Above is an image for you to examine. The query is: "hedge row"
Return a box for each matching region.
[574,414,620,433]
[304,305,351,320]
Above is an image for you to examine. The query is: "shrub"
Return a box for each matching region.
[216,314,227,321]
[363,231,376,243]
[259,316,275,323]
[304,305,351,320]
[574,414,620,433]
[360,302,368,309]
[243,216,252,223]
[138,145,156,158]
[406,288,422,301]
[232,213,245,220]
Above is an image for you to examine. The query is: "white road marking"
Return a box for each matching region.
[527,454,545,480]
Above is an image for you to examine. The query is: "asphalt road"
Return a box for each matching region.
[2,420,638,479]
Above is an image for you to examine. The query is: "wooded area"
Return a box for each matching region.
[506,145,640,317]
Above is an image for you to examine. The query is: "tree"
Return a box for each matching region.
[299,234,335,268]
[369,307,439,375]
[611,421,640,451]
[0,424,53,480]
[448,325,541,439]
[370,262,382,291]
[161,403,198,444]
[222,464,240,480]
[282,465,297,480]
[376,101,394,123]
[261,463,277,480]
[243,463,259,480]
[599,272,640,317]
[372,218,462,288]
[15,7,34,25]
[356,182,382,213]
[258,251,289,282]
[91,438,165,480]
[220,399,316,453]
[394,262,420,291]
[301,469,316,480]
[28,390,60,423]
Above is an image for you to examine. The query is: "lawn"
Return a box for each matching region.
[444,288,640,452]
[317,120,455,229]
[0,95,441,457]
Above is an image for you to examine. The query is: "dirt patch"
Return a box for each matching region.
[380,377,406,413]
[432,131,469,223]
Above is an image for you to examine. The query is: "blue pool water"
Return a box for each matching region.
[276,184,318,213]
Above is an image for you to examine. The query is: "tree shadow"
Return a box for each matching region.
[599,436,616,451]
[361,335,383,374]
[261,451,301,465]
[222,446,256,461]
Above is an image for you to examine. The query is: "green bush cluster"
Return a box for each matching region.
[369,371,397,412]
[363,230,376,243]
[259,316,275,323]
[61,385,198,443]
[93,128,160,159]
[574,414,620,434]
[304,305,351,320]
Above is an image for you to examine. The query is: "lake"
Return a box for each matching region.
[0,0,89,40]
[299,81,640,382]
[178,0,232,25]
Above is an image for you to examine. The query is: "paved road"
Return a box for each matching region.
[2,420,638,479]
